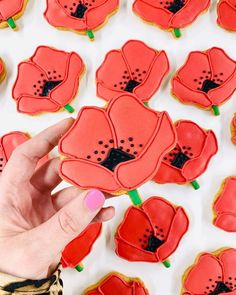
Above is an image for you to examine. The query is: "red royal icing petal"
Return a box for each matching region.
[0,0,24,21]
[219,248,236,284]
[217,0,236,31]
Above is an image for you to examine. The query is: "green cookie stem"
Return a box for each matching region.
[86,30,94,41]
[173,28,181,38]
[64,104,75,113]
[162,260,171,268]
[127,189,143,206]
[191,180,200,190]
[7,18,16,29]
[144,101,149,107]
[75,264,84,272]
[212,105,220,116]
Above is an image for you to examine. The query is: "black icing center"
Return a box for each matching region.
[201,80,220,93]
[124,80,141,93]
[41,80,62,97]
[71,3,88,18]
[209,282,231,295]
[171,151,190,169]
[167,0,185,13]
[100,148,135,171]
[145,235,165,252]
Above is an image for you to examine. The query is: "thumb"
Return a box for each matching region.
[29,189,105,262]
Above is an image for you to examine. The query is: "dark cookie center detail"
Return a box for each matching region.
[101,148,135,171]
[201,80,220,93]
[145,235,165,252]
[124,80,141,93]
[167,0,185,13]
[41,81,62,97]
[71,3,88,18]
[171,151,190,169]
[209,282,231,295]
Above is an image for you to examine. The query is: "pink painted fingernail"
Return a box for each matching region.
[84,189,105,211]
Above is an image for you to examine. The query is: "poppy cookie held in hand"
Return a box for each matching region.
[213,176,236,232]
[0,0,28,30]
[172,47,236,116]
[0,131,48,174]
[182,248,236,295]
[61,223,102,272]
[44,0,119,41]
[59,94,176,194]
[217,0,236,31]
[96,40,169,104]
[115,197,189,267]
[153,120,218,190]
[12,46,84,115]
[84,272,149,294]
[132,0,210,38]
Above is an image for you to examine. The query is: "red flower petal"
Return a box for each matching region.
[184,253,223,294]
[1,132,29,160]
[153,161,187,184]
[133,0,172,30]
[0,0,24,20]
[171,0,210,28]
[214,177,236,232]
[142,197,176,237]
[61,223,102,268]
[217,0,236,31]
[156,207,189,261]
[60,159,121,193]
[219,248,236,284]
[16,96,60,114]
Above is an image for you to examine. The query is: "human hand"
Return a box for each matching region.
[0,118,115,280]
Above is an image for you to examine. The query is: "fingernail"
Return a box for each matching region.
[84,189,105,211]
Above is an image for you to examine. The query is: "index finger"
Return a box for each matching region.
[4,118,74,183]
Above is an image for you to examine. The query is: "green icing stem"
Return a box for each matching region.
[64,104,75,113]
[212,105,220,116]
[127,189,143,206]
[144,102,149,107]
[86,30,94,41]
[162,260,171,268]
[191,180,200,190]
[75,264,84,272]
[7,18,16,29]
[173,28,181,38]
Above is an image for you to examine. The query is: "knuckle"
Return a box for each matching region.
[58,210,80,236]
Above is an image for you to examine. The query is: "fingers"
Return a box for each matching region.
[4,118,74,184]
[93,207,115,223]
[27,189,108,263]
[31,158,62,193]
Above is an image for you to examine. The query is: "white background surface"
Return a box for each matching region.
[1,0,236,294]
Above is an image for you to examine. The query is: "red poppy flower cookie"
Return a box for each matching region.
[0,58,6,84]
[44,0,119,41]
[217,0,236,31]
[213,177,236,232]
[84,272,149,295]
[153,120,218,190]
[96,40,169,103]
[0,131,48,174]
[0,0,28,30]
[231,114,236,145]
[115,197,189,265]
[59,94,176,194]
[172,47,236,116]
[12,46,84,115]
[61,223,102,271]
[133,0,210,38]
[182,248,236,295]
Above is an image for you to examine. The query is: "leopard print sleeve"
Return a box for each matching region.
[0,265,63,294]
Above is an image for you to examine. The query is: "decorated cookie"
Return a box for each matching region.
[0,131,48,174]
[213,177,236,232]
[153,120,218,190]
[44,0,119,41]
[0,0,28,30]
[231,114,236,144]
[0,58,6,84]
[12,46,84,115]
[172,47,236,116]
[182,248,236,295]
[61,223,102,271]
[217,0,236,31]
[96,40,169,103]
[115,197,189,267]
[132,0,210,38]
[59,94,176,194]
[84,272,149,294]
